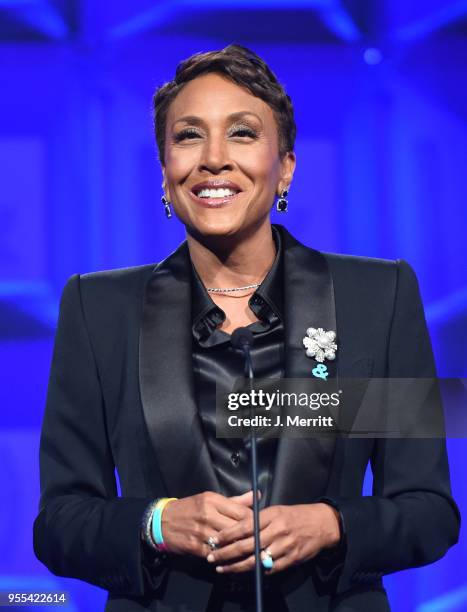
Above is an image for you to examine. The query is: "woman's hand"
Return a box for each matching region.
[206,503,341,574]
[160,490,259,558]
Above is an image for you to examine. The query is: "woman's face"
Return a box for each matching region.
[162,72,295,240]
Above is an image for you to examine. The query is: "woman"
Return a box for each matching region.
[33,44,460,611]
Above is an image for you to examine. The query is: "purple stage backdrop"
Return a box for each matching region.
[0,2,466,610]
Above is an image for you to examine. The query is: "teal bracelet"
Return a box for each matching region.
[151,498,177,552]
[152,505,165,546]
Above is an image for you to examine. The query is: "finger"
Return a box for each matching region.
[202,513,236,534]
[195,493,259,553]
[208,520,276,564]
[199,495,258,550]
[205,490,271,552]
[208,533,256,565]
[258,550,294,576]
[218,514,254,547]
[188,494,241,535]
[214,496,255,522]
[229,489,261,505]
[216,506,275,547]
[201,510,251,550]
[215,553,256,574]
[215,549,285,575]
[199,511,245,551]
[217,540,292,575]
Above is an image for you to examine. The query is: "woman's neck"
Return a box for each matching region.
[186,222,276,290]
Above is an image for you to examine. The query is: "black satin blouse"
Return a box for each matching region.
[189,227,345,609]
[191,226,284,510]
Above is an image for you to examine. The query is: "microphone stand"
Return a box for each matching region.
[233,330,263,612]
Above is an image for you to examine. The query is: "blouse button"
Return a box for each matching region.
[230,451,240,466]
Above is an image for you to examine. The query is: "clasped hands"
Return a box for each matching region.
[161,490,341,575]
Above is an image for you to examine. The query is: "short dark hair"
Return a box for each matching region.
[152,44,296,164]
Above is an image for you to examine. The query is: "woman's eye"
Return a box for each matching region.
[174,129,201,142]
[230,127,257,138]
[174,126,257,142]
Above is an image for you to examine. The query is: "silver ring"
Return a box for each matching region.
[207,536,218,550]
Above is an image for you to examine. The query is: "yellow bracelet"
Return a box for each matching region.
[156,497,178,511]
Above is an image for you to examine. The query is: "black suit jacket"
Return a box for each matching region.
[33,224,460,611]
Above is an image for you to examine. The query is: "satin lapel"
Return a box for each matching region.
[269,225,339,506]
[139,241,220,498]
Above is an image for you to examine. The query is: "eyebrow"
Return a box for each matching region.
[172,111,263,127]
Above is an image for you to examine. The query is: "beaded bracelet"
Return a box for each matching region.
[151,497,178,552]
[141,498,163,551]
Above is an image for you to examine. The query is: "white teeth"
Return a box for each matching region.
[196,188,237,198]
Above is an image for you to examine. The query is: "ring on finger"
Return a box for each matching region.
[261,547,274,570]
[207,536,218,550]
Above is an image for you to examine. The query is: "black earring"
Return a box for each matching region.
[161,195,172,219]
[276,188,289,212]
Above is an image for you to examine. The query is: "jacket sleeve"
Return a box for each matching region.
[33,274,169,596]
[314,259,461,594]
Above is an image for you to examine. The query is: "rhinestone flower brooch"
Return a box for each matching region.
[303,327,337,379]
[303,327,337,362]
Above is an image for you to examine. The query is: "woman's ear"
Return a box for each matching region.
[161,167,171,202]
[278,150,296,195]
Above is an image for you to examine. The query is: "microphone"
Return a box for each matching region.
[231,327,263,612]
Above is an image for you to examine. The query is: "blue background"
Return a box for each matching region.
[0,1,466,610]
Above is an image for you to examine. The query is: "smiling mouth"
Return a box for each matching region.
[190,187,242,207]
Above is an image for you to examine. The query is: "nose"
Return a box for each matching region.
[198,132,233,173]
